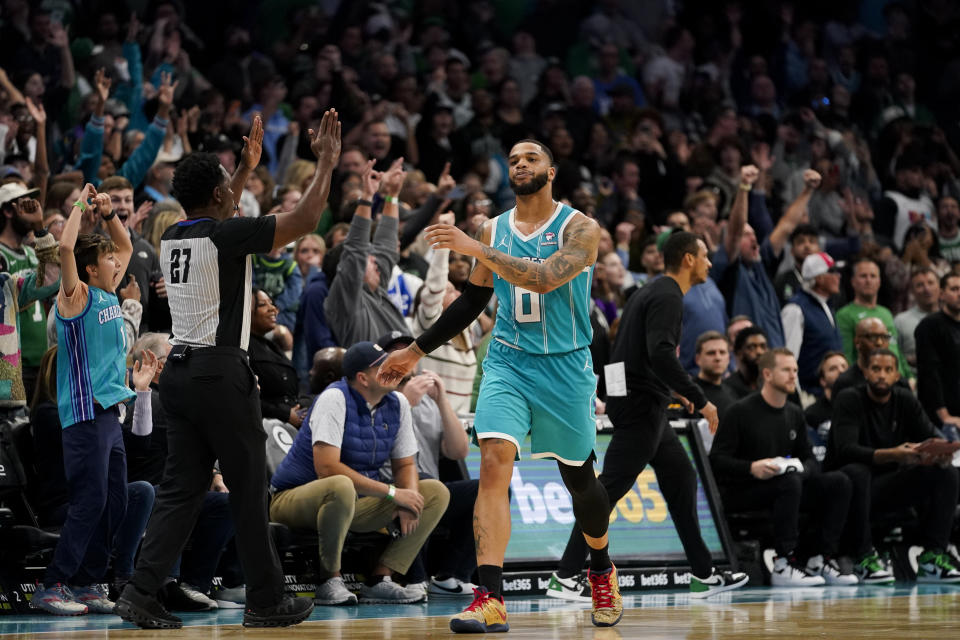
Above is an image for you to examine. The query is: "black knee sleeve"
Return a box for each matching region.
[558,460,610,539]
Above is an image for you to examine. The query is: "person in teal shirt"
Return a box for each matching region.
[33,184,137,617]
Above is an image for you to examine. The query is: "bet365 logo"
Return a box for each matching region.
[510,467,668,525]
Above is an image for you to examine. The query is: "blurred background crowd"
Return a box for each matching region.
[4,0,960,610]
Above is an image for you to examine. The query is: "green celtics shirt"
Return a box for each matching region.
[0,243,48,368]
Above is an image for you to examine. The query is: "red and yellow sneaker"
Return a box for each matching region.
[449,587,509,633]
[588,565,623,627]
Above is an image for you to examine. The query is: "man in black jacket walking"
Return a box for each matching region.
[549,232,748,600]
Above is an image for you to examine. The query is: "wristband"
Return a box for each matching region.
[386,484,396,500]
[739,183,753,191]
[101,210,117,221]
[384,195,399,204]
[357,198,373,208]
[73,200,86,212]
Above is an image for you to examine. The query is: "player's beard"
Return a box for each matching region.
[510,169,549,196]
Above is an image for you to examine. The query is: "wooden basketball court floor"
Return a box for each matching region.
[0,584,957,639]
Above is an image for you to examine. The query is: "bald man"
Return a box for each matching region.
[832,317,910,396]
[309,347,346,395]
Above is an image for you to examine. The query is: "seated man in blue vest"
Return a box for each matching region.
[376,330,479,599]
[780,252,843,395]
[268,341,450,605]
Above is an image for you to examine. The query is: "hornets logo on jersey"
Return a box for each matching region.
[488,203,593,355]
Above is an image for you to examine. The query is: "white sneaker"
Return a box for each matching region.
[70,584,116,614]
[404,581,429,601]
[359,577,425,604]
[689,568,749,598]
[544,572,591,602]
[212,585,246,609]
[180,584,218,609]
[771,556,825,587]
[804,555,858,585]
[428,576,477,597]
[314,577,358,606]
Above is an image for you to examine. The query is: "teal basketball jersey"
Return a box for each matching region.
[488,203,593,355]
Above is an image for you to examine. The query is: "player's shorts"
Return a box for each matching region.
[473,339,597,465]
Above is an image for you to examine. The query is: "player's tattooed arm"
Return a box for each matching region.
[431,214,599,294]
[466,221,496,288]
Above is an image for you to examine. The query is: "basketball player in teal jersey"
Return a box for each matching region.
[378,140,620,633]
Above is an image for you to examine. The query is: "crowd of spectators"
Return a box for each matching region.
[3,0,960,614]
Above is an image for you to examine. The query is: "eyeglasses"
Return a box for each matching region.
[861,333,892,342]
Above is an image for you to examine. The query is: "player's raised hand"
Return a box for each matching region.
[378,345,422,386]
[425,222,479,257]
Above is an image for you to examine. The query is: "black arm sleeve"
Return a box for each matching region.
[415,282,493,354]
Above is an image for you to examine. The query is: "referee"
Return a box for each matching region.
[117,112,341,629]
[553,231,748,599]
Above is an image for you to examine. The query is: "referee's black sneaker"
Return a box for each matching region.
[243,593,314,628]
[115,584,183,629]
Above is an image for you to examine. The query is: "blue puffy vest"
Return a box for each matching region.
[789,290,842,392]
[270,378,402,491]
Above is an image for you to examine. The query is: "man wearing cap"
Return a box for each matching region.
[376,330,479,598]
[781,253,843,394]
[0,182,60,398]
[269,341,450,606]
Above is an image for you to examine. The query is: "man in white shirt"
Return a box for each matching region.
[781,253,843,394]
[268,342,450,606]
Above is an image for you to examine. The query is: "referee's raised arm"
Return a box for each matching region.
[271,109,342,249]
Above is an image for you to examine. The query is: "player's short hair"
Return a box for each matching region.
[510,139,554,164]
[733,325,767,353]
[757,347,794,372]
[662,231,701,272]
[172,152,227,212]
[695,330,727,355]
